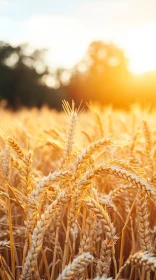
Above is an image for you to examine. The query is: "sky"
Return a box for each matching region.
[1,0,156,74]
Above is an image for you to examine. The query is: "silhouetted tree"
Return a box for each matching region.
[0,42,67,109]
[67,41,134,108]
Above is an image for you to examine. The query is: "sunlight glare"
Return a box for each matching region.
[122,25,156,74]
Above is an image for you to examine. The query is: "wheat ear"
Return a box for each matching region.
[116,250,156,279]
[75,138,112,175]
[84,198,116,241]
[79,212,95,254]
[136,190,151,252]
[27,170,70,233]
[1,146,10,179]
[106,183,136,200]
[96,238,112,277]
[93,165,156,199]
[143,120,153,175]
[57,252,93,280]
[60,100,78,168]
[143,120,152,154]
[8,137,24,160]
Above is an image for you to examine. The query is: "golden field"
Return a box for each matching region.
[0,101,156,280]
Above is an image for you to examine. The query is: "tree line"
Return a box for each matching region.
[0,41,156,110]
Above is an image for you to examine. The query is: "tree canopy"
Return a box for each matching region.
[0,42,67,109]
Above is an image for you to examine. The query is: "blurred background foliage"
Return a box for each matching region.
[0,40,156,110]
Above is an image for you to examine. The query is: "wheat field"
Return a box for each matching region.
[0,101,156,280]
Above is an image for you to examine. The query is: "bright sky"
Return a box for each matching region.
[1,0,156,74]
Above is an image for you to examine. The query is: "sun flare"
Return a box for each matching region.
[123,25,156,74]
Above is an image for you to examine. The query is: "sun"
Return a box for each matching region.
[122,25,156,75]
